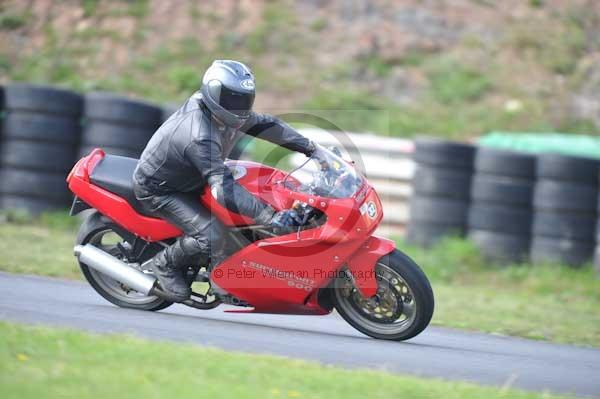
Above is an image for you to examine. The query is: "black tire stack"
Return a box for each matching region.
[406,138,475,246]
[0,84,83,214]
[531,154,600,267]
[467,148,536,263]
[79,92,162,159]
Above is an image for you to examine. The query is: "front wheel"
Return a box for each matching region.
[332,249,434,341]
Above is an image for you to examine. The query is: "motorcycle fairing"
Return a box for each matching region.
[68,149,397,314]
[211,186,395,313]
[345,236,396,297]
[199,160,295,226]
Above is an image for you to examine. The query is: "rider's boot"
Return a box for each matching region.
[151,250,191,303]
[210,247,228,270]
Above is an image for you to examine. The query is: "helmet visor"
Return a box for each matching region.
[218,85,255,117]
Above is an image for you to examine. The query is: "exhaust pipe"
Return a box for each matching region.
[74,244,157,295]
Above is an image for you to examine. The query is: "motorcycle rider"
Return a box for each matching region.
[133,60,315,303]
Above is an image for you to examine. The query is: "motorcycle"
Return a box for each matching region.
[66,144,434,341]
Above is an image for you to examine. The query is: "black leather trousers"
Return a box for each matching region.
[133,182,225,271]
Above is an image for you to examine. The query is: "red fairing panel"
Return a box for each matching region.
[345,236,396,297]
[211,235,367,314]
[67,149,182,241]
[199,160,295,226]
[210,186,390,313]
[70,178,182,241]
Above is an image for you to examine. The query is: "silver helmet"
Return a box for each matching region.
[200,60,255,128]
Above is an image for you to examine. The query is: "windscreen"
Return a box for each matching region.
[285,145,363,199]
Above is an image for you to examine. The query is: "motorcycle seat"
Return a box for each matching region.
[89,154,155,218]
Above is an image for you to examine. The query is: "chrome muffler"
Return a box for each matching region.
[74,244,157,295]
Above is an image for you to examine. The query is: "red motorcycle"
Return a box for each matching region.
[67,145,434,341]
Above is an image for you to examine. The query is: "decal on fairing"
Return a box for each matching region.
[242,261,316,292]
[360,201,377,219]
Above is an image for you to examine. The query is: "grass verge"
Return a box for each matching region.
[0,214,80,280]
[0,321,569,399]
[401,238,600,346]
[1,212,599,346]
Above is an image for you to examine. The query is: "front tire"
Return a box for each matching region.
[332,249,434,341]
[76,212,173,311]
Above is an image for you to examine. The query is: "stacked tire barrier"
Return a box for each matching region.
[531,154,600,267]
[79,92,162,159]
[406,138,475,246]
[467,148,536,263]
[0,84,83,213]
[2,82,600,270]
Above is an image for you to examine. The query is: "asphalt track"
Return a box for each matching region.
[0,272,598,397]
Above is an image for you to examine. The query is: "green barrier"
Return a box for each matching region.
[479,132,600,160]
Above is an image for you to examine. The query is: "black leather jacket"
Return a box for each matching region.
[133,92,313,222]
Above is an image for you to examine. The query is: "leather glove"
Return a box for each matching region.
[271,209,303,234]
[304,141,316,157]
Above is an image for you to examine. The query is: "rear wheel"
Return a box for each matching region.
[332,249,434,341]
[76,212,172,311]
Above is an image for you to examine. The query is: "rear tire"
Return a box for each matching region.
[332,249,434,341]
[76,212,172,311]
